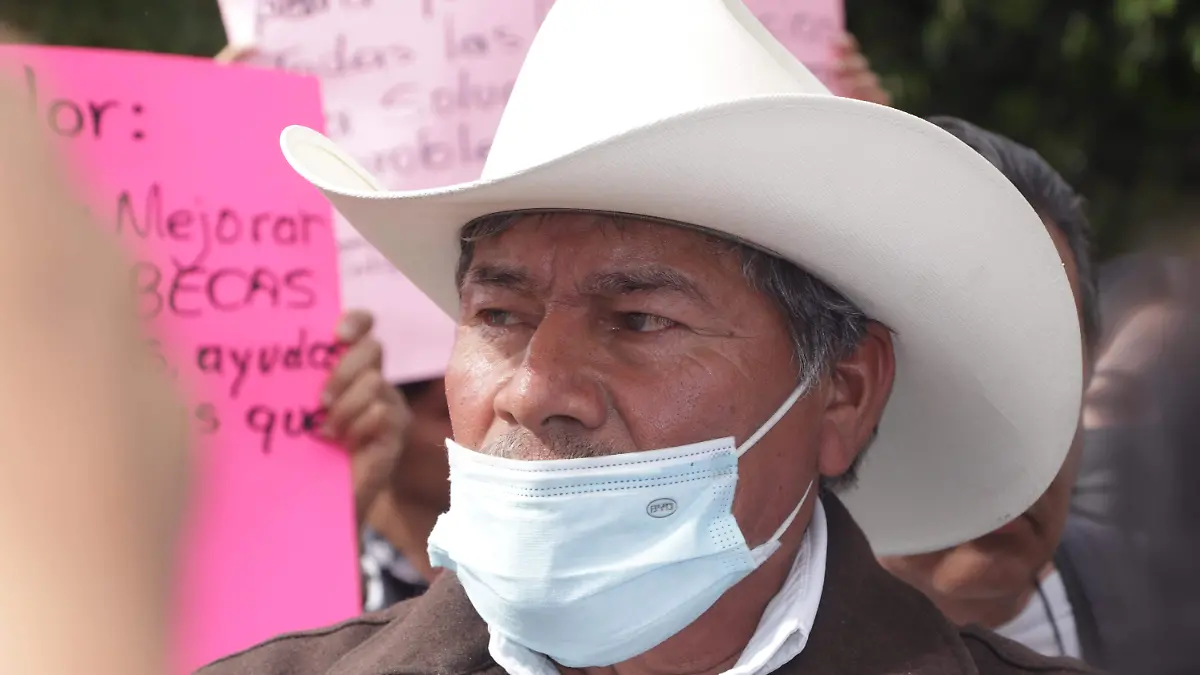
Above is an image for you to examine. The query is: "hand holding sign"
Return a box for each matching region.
[322,309,414,524]
[831,33,892,106]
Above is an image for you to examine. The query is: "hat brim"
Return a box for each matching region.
[281,94,1081,556]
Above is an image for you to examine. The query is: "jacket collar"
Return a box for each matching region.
[340,494,976,675]
[780,494,977,675]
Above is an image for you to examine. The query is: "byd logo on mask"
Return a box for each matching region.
[646,498,678,518]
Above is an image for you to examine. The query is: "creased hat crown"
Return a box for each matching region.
[484,0,831,179]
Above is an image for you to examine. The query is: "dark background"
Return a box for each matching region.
[5,0,1198,257]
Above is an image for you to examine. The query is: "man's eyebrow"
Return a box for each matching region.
[460,263,535,293]
[581,266,712,305]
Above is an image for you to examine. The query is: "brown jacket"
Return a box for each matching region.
[199,496,1095,675]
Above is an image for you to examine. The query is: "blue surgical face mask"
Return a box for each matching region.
[426,381,815,667]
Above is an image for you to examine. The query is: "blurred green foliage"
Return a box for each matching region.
[4,0,1197,256]
[3,1,224,56]
[848,0,1200,255]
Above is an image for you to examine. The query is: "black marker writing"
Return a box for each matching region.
[115,184,326,266]
[246,405,327,454]
[359,123,491,180]
[265,34,416,79]
[443,17,524,61]
[196,329,342,399]
[132,260,317,319]
[23,65,142,140]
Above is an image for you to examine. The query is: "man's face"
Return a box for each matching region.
[444,213,877,547]
[880,218,1087,619]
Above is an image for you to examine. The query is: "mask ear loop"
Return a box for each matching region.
[735,379,811,457]
[750,478,815,565]
[736,378,817,566]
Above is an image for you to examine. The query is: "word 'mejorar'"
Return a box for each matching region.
[115,183,327,267]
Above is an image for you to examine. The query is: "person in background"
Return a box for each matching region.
[879,117,1101,662]
[1075,253,1188,521]
[1051,252,1195,672]
[1101,267,1200,675]
[319,310,453,611]
[359,377,452,609]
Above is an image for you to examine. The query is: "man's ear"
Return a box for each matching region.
[816,323,895,479]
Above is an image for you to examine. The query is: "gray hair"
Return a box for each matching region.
[456,212,874,490]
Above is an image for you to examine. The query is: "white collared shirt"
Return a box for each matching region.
[489,499,829,675]
[994,569,1081,659]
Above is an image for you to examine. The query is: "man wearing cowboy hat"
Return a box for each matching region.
[201,1,1090,674]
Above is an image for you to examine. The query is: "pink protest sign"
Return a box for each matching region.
[0,46,360,673]
[233,0,541,384]
[744,0,845,83]
[223,0,842,384]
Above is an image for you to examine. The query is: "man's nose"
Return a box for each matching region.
[493,311,607,434]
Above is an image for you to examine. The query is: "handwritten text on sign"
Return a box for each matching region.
[229,0,842,385]
[0,46,360,674]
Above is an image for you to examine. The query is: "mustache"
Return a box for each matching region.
[477,428,620,461]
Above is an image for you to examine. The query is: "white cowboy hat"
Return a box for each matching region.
[278,0,1081,555]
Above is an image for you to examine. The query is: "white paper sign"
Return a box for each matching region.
[218,0,842,384]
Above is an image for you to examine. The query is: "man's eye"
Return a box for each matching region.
[621,313,677,333]
[479,309,519,327]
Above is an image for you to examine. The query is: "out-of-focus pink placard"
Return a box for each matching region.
[0,46,360,673]
[221,0,842,384]
[232,0,550,384]
[744,0,845,84]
